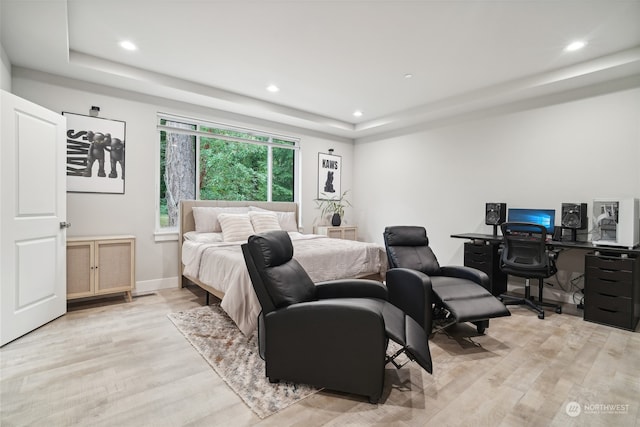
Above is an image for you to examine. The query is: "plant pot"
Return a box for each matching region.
[331,213,342,226]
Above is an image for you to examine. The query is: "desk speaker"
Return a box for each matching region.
[561,203,587,229]
[485,203,506,226]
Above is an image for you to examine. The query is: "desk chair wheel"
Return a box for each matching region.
[476,325,486,334]
[555,306,562,314]
[538,312,545,320]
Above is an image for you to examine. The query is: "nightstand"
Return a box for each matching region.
[314,226,358,241]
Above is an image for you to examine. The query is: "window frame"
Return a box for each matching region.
[154,113,301,238]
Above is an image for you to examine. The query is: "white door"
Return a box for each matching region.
[1,90,67,346]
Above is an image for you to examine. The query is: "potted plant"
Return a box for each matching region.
[315,190,351,226]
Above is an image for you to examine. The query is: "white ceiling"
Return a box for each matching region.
[2,0,640,139]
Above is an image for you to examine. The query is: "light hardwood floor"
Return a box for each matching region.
[1,286,638,427]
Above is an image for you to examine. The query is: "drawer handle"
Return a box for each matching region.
[598,293,618,298]
[598,307,618,313]
[598,278,617,283]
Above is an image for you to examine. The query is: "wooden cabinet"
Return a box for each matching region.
[463,242,507,296]
[584,253,639,331]
[314,226,358,241]
[67,235,135,302]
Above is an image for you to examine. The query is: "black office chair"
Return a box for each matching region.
[384,226,510,335]
[499,222,563,320]
[241,230,433,404]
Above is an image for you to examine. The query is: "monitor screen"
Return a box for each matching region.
[507,208,556,234]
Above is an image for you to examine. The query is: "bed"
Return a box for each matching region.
[179,200,387,335]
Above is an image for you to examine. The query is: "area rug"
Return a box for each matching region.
[167,304,321,419]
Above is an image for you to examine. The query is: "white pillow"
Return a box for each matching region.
[249,206,298,232]
[249,211,282,233]
[278,211,299,232]
[192,206,250,232]
[218,213,255,242]
[183,231,224,243]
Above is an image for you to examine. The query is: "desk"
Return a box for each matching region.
[451,232,640,255]
[451,233,640,331]
[451,234,506,296]
[451,233,502,244]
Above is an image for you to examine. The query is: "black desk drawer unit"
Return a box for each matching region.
[584,254,639,331]
[464,242,507,296]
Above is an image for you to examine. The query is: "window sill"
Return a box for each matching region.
[154,230,179,242]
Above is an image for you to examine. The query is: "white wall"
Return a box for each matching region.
[9,65,640,301]
[353,86,640,301]
[1,43,11,92]
[12,68,354,292]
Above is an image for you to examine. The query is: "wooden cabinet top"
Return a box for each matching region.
[67,235,136,242]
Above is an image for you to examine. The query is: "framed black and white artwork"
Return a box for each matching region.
[64,112,126,194]
[317,152,341,200]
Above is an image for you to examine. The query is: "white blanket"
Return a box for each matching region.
[182,232,387,335]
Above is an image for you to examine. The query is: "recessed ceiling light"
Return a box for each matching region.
[119,40,137,51]
[353,110,363,117]
[404,73,413,79]
[565,41,587,52]
[266,84,280,93]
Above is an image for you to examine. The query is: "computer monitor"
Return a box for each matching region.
[506,208,556,235]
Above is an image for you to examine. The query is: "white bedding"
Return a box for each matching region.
[182,232,387,335]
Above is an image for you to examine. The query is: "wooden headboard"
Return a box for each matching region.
[178,200,299,288]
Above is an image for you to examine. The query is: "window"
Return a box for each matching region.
[157,114,299,230]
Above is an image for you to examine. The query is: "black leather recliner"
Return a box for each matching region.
[242,230,433,404]
[384,226,510,334]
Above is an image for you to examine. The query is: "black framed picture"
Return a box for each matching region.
[63,112,126,194]
[317,152,341,200]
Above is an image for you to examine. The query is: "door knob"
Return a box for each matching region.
[60,221,71,229]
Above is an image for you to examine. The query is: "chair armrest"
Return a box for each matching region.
[315,279,388,300]
[267,298,386,329]
[386,268,433,334]
[440,265,490,289]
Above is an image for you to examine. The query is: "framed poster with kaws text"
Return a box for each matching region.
[317,152,341,200]
[64,112,126,194]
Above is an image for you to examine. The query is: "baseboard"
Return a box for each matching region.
[505,270,584,306]
[133,276,179,296]
[505,282,576,305]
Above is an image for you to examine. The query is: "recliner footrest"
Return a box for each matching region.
[382,301,433,374]
[403,315,433,373]
[431,277,510,324]
[441,294,511,323]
